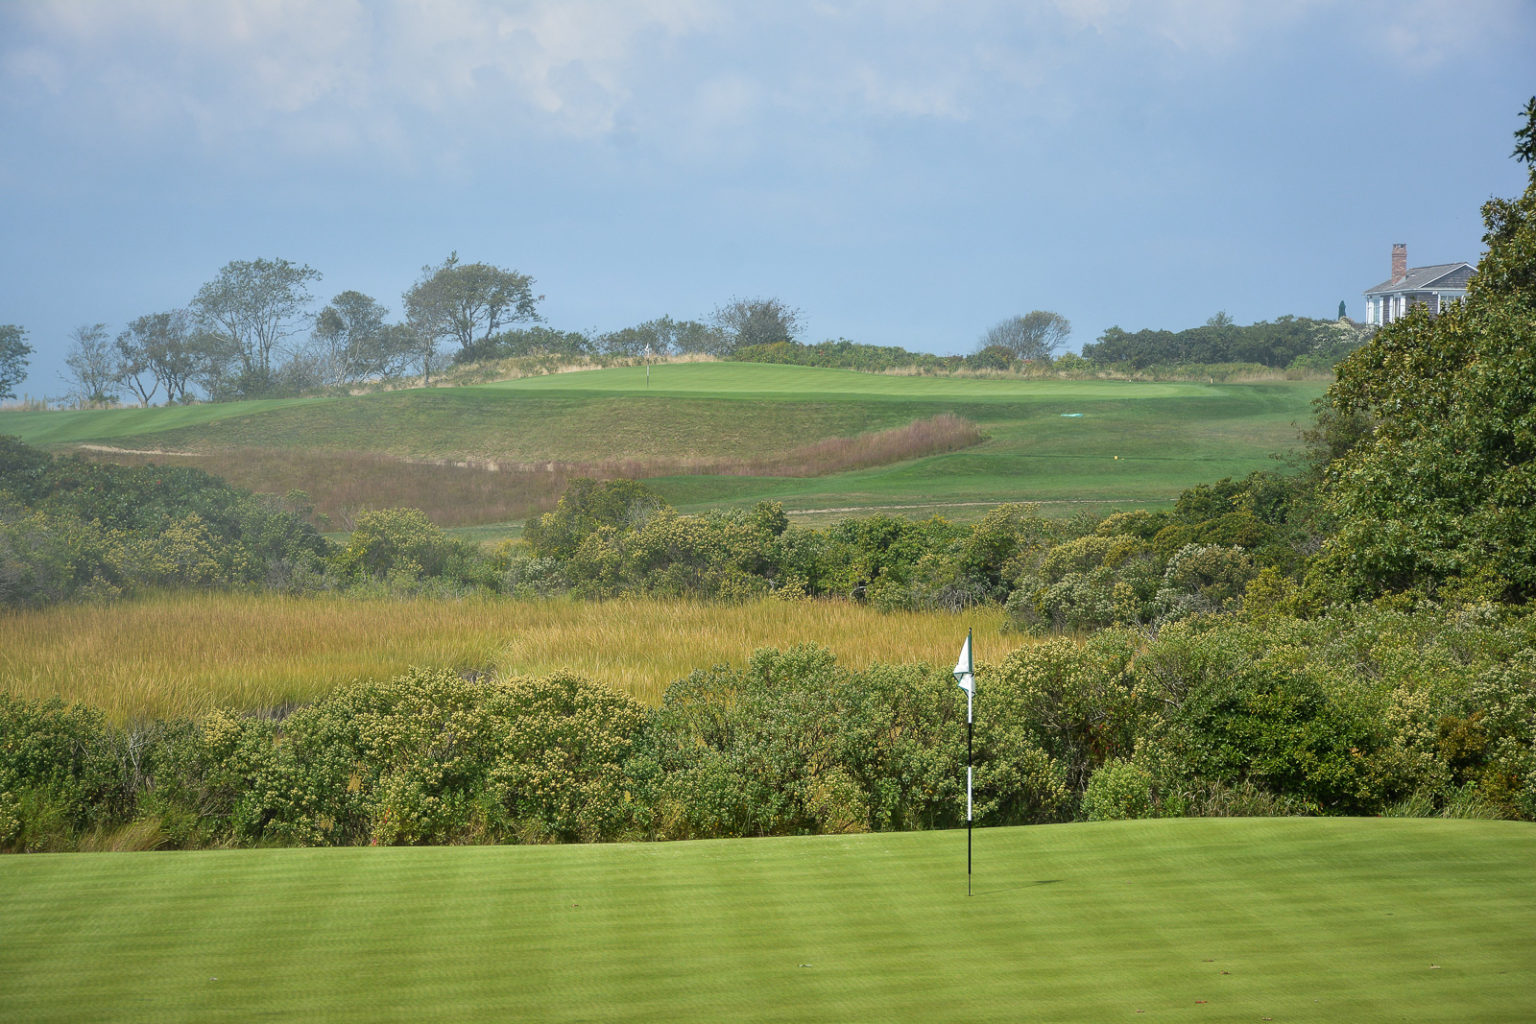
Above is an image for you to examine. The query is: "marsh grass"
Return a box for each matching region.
[0,592,1010,722]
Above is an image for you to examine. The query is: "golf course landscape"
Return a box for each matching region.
[6,17,1536,1024]
[1,362,1324,531]
[4,347,1534,1023]
[3,818,1531,1022]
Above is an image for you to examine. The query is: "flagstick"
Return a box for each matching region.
[953,626,974,898]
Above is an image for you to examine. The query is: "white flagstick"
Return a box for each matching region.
[954,629,975,895]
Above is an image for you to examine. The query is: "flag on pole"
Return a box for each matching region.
[954,628,975,894]
[953,633,974,699]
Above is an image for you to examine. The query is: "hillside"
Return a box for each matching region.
[1,363,1324,529]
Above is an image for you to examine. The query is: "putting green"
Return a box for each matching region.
[2,818,1531,1022]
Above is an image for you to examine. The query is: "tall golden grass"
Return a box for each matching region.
[78,414,982,528]
[0,592,1014,723]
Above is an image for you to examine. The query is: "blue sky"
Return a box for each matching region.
[3,0,1533,400]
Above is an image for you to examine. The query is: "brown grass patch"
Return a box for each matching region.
[76,413,982,528]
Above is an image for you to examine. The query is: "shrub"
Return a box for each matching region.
[1082,758,1157,821]
[0,694,125,850]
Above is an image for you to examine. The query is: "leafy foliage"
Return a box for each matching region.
[1083,314,1363,370]
[0,324,33,402]
[1311,100,1536,603]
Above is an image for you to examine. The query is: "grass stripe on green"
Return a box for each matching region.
[2,818,1532,1022]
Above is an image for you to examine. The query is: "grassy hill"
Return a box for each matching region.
[2,818,1530,1022]
[0,363,1324,530]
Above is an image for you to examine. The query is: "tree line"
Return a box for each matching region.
[1081,312,1369,371]
[41,254,837,406]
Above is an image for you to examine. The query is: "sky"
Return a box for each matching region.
[2,0,1534,401]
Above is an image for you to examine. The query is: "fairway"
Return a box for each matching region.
[2,818,1531,1022]
[0,363,1324,527]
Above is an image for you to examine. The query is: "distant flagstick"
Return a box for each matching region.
[953,629,975,896]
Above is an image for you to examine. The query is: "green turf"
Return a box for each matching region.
[0,364,1324,523]
[2,818,1531,1022]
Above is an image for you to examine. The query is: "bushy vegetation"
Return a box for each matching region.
[0,435,331,604]
[5,601,1532,851]
[1082,314,1368,371]
[730,337,966,373]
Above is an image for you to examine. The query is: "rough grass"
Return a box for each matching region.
[74,413,982,528]
[0,592,1010,722]
[1,818,1530,1022]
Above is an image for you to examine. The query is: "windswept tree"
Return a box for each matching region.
[191,257,322,395]
[980,310,1071,362]
[116,310,200,405]
[310,291,419,386]
[710,297,804,353]
[0,324,33,402]
[62,323,120,406]
[403,253,542,362]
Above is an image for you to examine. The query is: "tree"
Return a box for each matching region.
[62,323,120,406]
[592,315,726,358]
[191,257,322,395]
[116,310,200,405]
[710,297,804,353]
[310,291,418,386]
[980,310,1071,362]
[1310,98,1536,603]
[0,325,32,402]
[403,253,541,361]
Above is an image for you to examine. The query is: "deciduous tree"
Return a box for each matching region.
[0,324,31,402]
[980,310,1071,362]
[403,253,541,359]
[116,310,200,405]
[710,297,804,353]
[62,323,119,406]
[191,257,322,395]
[310,291,418,385]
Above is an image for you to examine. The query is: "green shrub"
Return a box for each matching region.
[0,694,125,850]
[1082,758,1157,821]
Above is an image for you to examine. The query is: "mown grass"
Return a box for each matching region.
[3,363,1324,529]
[1,818,1531,1022]
[0,592,1010,722]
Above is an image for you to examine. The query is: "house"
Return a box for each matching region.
[1363,243,1473,325]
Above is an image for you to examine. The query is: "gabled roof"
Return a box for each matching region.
[1365,262,1475,295]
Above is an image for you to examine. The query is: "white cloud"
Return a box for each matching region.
[1,0,725,159]
[2,0,1527,176]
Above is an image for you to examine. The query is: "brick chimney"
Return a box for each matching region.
[1391,243,1407,283]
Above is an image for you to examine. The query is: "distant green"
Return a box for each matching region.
[2,818,1531,1022]
[0,363,1323,520]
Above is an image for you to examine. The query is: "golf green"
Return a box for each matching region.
[2,818,1531,1021]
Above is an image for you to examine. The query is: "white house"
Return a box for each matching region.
[1363,243,1474,325]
